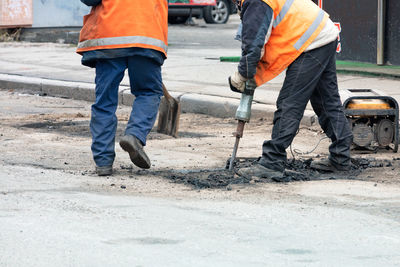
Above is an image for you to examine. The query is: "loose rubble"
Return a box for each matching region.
[133,157,400,189]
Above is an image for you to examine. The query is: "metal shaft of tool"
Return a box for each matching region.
[229,137,240,171]
[229,120,245,171]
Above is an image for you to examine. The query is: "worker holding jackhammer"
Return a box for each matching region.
[229,0,353,181]
[77,0,168,176]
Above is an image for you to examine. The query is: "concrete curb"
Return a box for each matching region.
[0,73,317,127]
[336,68,400,80]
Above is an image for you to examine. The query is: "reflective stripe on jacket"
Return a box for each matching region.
[77,0,168,56]
[241,0,328,86]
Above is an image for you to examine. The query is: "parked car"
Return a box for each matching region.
[168,0,236,24]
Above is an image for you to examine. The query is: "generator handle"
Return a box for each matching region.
[343,95,399,110]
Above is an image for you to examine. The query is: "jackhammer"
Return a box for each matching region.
[228,79,257,171]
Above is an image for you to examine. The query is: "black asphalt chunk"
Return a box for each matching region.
[125,157,398,189]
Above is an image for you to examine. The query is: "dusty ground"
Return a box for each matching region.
[1,90,400,219]
[1,89,399,183]
[1,90,400,266]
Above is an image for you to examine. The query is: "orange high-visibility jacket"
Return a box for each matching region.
[76,0,168,57]
[242,0,329,86]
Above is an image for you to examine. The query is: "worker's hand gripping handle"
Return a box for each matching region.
[235,79,257,122]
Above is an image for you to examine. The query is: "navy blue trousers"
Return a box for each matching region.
[91,56,163,167]
[259,41,353,171]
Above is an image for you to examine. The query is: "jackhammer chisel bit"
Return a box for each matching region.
[228,79,257,171]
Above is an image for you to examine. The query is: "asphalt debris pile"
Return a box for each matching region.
[234,157,398,183]
[163,169,251,189]
[141,157,400,189]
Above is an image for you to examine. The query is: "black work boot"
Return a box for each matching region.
[119,135,151,169]
[310,158,351,172]
[237,163,284,180]
[96,165,113,176]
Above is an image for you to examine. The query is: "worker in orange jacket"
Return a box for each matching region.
[77,0,168,176]
[229,0,353,181]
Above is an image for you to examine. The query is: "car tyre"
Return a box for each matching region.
[203,0,230,24]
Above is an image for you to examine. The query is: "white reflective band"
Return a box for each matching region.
[294,9,325,50]
[273,0,294,28]
[78,36,168,52]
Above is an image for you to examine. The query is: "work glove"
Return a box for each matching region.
[229,71,247,93]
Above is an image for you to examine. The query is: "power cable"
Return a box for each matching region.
[290,128,329,159]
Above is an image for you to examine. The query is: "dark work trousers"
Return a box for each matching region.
[91,56,163,167]
[259,41,353,171]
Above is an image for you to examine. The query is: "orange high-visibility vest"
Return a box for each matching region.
[242,0,329,86]
[76,0,168,56]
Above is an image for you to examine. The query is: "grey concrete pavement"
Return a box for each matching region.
[1,54,400,266]
[1,165,400,267]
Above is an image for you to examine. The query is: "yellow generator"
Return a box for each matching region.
[343,89,399,152]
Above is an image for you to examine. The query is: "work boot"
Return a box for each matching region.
[119,135,151,169]
[237,163,284,180]
[310,158,351,172]
[96,165,113,176]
